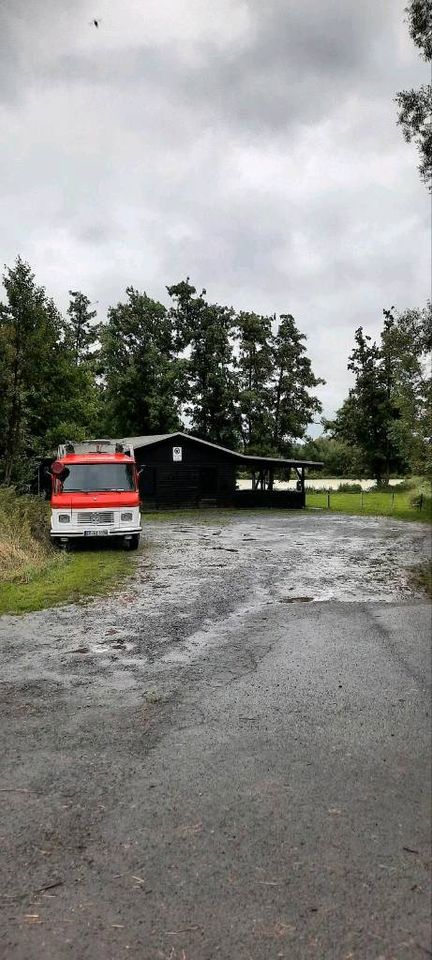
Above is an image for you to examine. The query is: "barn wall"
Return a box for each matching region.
[135,438,238,509]
[233,490,305,509]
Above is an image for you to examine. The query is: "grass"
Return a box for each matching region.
[141,489,432,525]
[305,484,432,523]
[0,487,133,615]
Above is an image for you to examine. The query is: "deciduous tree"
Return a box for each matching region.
[66,291,99,365]
[271,314,324,455]
[167,281,239,447]
[326,324,409,483]
[395,0,432,189]
[234,311,274,453]
[100,287,182,437]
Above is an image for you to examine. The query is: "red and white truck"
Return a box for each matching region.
[49,441,141,549]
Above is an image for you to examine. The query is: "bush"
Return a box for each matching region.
[391,478,417,492]
[337,483,363,493]
[410,493,431,511]
[0,486,53,583]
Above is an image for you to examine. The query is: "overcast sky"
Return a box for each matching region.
[1,0,429,431]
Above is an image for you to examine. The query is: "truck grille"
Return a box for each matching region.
[77,511,115,525]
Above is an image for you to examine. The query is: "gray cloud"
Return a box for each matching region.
[0,0,429,429]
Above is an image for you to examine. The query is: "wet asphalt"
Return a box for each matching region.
[0,512,431,960]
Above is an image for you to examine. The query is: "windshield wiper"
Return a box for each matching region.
[62,487,130,493]
[93,487,128,492]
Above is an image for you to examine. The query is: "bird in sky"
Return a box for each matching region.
[91,18,101,28]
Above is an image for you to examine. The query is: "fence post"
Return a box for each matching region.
[327,491,330,509]
[391,490,395,512]
[419,493,423,512]
[361,490,364,509]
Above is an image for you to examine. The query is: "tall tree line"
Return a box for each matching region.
[0,258,324,484]
[324,304,432,483]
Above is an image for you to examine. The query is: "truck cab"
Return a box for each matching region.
[49,441,141,549]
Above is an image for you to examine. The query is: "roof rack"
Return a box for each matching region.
[57,440,135,458]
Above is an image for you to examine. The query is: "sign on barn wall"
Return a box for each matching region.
[172,446,182,462]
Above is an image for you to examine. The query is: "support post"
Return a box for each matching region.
[269,467,274,492]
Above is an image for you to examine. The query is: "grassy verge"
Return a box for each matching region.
[0,487,133,615]
[306,486,432,523]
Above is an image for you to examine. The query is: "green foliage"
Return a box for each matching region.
[293,436,365,477]
[395,0,432,188]
[381,305,432,476]
[0,256,428,493]
[100,286,182,436]
[337,482,363,493]
[0,486,133,613]
[325,321,415,483]
[0,259,103,484]
[66,291,99,365]
[234,311,274,452]
[272,314,324,455]
[167,280,240,447]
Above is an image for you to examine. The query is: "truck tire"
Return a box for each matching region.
[124,534,140,551]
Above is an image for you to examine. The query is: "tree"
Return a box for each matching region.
[326,325,409,483]
[395,0,432,189]
[167,281,239,447]
[381,304,432,476]
[100,287,182,436]
[234,311,274,453]
[292,436,366,477]
[0,259,64,483]
[271,314,324,455]
[0,258,101,484]
[66,291,99,365]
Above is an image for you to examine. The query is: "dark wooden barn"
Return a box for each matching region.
[119,433,322,510]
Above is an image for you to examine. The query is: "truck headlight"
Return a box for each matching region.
[58,514,70,523]
[121,512,133,522]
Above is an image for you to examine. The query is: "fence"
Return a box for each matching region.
[305,488,431,521]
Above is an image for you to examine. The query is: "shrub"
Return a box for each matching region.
[410,493,431,511]
[391,478,417,492]
[337,483,363,493]
[0,487,54,583]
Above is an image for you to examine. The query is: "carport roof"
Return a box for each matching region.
[119,433,323,470]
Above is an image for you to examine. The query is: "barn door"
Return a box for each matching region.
[200,467,218,497]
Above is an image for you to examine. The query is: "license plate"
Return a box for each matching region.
[84,530,108,537]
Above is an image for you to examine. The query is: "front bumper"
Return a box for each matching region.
[50,526,142,539]
[50,507,142,539]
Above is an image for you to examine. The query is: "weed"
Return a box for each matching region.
[0,487,133,615]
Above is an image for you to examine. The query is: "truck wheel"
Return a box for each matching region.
[124,534,140,551]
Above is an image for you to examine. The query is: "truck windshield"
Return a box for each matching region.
[61,463,135,492]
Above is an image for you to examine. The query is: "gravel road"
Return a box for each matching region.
[0,513,431,959]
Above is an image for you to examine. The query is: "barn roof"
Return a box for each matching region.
[119,432,322,469]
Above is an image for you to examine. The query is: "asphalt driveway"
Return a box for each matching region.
[0,513,431,959]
